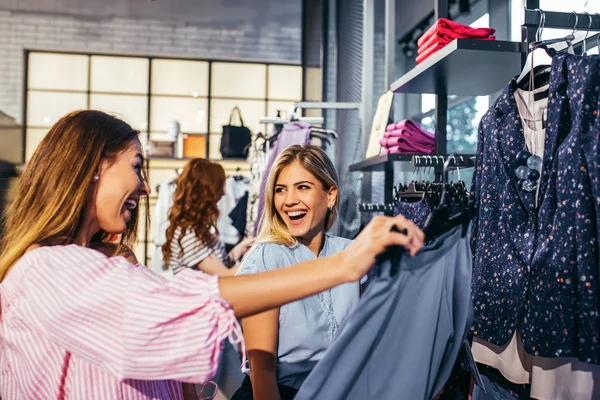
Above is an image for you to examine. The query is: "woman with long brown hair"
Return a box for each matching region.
[0,110,424,399]
[163,158,254,278]
[163,158,254,399]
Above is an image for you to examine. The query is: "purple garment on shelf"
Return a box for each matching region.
[380,119,435,155]
[255,121,311,235]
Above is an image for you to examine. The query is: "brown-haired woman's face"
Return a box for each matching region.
[93,140,150,234]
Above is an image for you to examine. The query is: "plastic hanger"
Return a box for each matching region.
[516,9,553,87]
[422,157,472,240]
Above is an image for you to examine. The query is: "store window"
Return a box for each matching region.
[418,14,490,155]
[24,52,302,162]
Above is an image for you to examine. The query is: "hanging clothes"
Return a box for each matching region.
[150,180,176,279]
[254,121,311,235]
[229,191,249,238]
[217,176,249,246]
[295,225,473,400]
[393,199,432,229]
[470,54,600,398]
[245,135,269,237]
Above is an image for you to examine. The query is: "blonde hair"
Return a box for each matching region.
[256,144,339,247]
[0,110,145,281]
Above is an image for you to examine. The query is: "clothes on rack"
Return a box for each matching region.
[254,121,311,235]
[470,54,600,397]
[295,225,473,400]
[150,180,176,279]
[229,191,248,237]
[217,175,250,246]
[245,134,270,237]
[380,120,435,155]
[416,18,496,64]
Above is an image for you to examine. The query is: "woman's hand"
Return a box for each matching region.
[339,215,424,282]
[229,236,256,262]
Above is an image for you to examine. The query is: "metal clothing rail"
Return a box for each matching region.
[293,101,361,110]
[259,116,324,125]
[523,9,600,31]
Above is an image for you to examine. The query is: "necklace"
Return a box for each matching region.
[515,51,543,193]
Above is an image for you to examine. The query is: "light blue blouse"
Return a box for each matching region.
[236,234,363,390]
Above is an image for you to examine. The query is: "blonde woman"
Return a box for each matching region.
[233,145,392,400]
[0,111,424,399]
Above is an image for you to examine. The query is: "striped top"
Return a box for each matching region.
[0,245,243,399]
[168,227,234,275]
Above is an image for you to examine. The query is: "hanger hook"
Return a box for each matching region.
[535,9,545,42]
[571,11,579,36]
[596,14,600,50]
[583,12,592,55]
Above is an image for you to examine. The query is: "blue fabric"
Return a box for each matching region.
[470,54,600,363]
[236,234,359,389]
[393,198,432,228]
[295,225,473,400]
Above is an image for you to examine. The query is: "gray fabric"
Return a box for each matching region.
[295,225,473,400]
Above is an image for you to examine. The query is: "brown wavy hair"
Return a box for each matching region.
[0,110,146,280]
[162,158,226,267]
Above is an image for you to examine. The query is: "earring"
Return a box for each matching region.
[93,174,99,181]
[328,205,333,211]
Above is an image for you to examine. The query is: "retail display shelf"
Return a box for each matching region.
[349,154,419,172]
[390,39,523,96]
[350,154,476,172]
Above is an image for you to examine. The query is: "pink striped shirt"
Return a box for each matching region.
[0,245,243,399]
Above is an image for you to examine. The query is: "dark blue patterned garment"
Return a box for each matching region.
[470,54,600,364]
[393,199,432,228]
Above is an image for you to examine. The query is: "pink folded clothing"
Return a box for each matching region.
[417,18,496,48]
[385,120,435,141]
[415,18,496,64]
[418,32,496,55]
[415,35,495,64]
[384,129,435,143]
[380,119,435,154]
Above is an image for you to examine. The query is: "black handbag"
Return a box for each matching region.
[220,106,252,159]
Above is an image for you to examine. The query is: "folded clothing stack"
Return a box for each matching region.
[416,18,496,64]
[379,120,435,155]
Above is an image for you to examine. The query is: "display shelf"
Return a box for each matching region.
[349,154,475,173]
[349,154,417,172]
[390,39,523,96]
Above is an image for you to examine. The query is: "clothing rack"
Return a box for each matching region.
[521,6,600,57]
[259,116,324,125]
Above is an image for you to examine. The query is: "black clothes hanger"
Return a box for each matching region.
[422,158,472,240]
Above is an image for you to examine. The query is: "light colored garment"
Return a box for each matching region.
[236,234,362,390]
[245,135,269,237]
[473,334,600,400]
[168,227,233,276]
[217,176,249,246]
[0,245,241,399]
[151,180,176,279]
